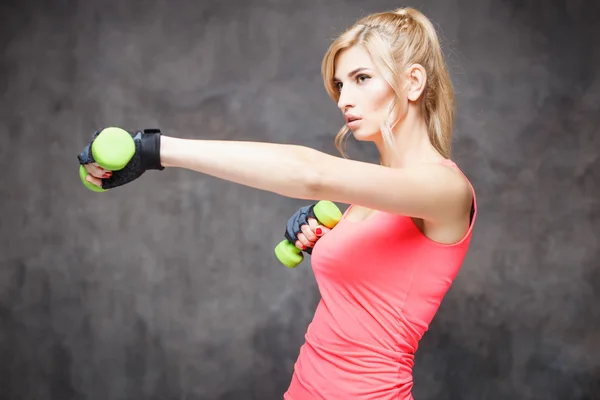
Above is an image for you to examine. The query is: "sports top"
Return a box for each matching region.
[284,159,477,399]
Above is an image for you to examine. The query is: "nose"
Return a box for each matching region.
[337,86,355,112]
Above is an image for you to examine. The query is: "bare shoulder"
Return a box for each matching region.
[419,162,474,222]
[413,162,474,243]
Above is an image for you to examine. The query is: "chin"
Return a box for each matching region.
[351,128,378,142]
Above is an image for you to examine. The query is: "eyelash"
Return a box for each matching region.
[335,74,371,91]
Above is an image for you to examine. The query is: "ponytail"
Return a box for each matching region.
[406,8,455,158]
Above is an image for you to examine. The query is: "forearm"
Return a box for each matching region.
[159,136,320,199]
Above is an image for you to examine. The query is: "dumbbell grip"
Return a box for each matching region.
[274,200,342,268]
[78,127,136,192]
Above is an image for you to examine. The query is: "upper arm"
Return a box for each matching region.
[306,149,473,224]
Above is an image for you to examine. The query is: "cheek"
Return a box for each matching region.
[366,81,394,116]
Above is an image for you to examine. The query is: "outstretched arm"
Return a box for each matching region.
[158,136,472,224]
[159,136,320,200]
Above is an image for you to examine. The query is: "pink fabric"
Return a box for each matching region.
[284,160,477,399]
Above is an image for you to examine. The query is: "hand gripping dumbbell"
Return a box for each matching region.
[274,200,342,268]
[78,127,136,192]
[78,127,163,192]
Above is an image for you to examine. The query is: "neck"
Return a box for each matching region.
[375,104,442,168]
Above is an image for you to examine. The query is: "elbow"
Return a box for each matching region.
[304,169,323,200]
[299,147,326,200]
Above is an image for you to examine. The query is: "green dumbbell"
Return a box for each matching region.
[274,200,342,268]
[79,127,136,192]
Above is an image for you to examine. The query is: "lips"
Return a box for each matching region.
[347,118,361,130]
[345,114,361,125]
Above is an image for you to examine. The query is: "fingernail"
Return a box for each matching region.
[102,172,111,178]
[316,228,322,235]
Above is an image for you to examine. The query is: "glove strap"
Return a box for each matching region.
[140,129,164,171]
[284,204,317,254]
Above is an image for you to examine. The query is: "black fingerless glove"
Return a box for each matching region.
[77,128,164,190]
[284,203,317,255]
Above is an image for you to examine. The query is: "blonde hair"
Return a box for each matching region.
[321,7,455,159]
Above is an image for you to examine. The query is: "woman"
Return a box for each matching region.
[79,7,477,399]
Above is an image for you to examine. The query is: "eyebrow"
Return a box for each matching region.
[333,67,369,82]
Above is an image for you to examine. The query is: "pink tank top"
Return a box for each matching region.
[284,160,477,399]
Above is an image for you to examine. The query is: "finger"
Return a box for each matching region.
[315,225,331,237]
[84,163,100,177]
[307,218,331,236]
[93,163,113,178]
[295,240,305,250]
[85,163,112,179]
[301,224,318,242]
[85,174,103,188]
[296,233,313,249]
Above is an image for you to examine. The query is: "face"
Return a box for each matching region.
[333,46,397,142]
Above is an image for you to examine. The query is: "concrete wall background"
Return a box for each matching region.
[0,0,598,398]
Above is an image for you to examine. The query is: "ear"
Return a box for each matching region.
[405,63,427,102]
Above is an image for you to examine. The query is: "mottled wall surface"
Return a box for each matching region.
[0,0,598,399]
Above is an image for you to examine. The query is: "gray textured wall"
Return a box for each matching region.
[1,0,598,399]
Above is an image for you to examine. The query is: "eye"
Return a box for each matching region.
[356,74,371,83]
[334,81,343,91]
